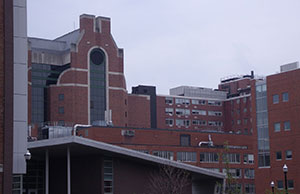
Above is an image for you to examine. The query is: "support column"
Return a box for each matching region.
[45,150,49,194]
[67,147,71,194]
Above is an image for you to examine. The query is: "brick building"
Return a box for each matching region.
[24,14,300,194]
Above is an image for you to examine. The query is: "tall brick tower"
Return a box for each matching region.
[28,14,128,128]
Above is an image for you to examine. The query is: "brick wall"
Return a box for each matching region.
[127,94,151,128]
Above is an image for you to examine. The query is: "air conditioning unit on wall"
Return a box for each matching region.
[121,130,135,137]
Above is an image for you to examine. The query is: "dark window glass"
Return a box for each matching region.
[58,94,64,101]
[58,120,65,126]
[277,180,283,189]
[180,134,190,146]
[58,107,64,114]
[91,50,104,65]
[90,49,106,124]
[288,180,294,189]
[276,151,282,160]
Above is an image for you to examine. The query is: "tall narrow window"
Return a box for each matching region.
[58,93,64,101]
[284,121,290,131]
[273,94,279,104]
[90,49,106,124]
[103,158,113,194]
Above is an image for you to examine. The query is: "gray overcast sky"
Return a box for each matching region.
[28,0,300,94]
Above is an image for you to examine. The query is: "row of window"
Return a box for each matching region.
[273,92,289,104]
[233,107,251,115]
[165,97,222,106]
[200,153,254,164]
[276,150,292,160]
[165,108,222,117]
[274,121,291,132]
[165,119,223,127]
[235,118,250,125]
[225,183,255,194]
[277,180,294,190]
[223,168,255,179]
[143,150,255,165]
[233,97,250,104]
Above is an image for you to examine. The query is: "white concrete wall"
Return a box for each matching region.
[13,0,28,174]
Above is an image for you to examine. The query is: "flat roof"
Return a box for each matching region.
[28,136,225,180]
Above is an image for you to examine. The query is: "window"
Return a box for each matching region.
[200,152,219,163]
[223,153,240,163]
[226,184,242,194]
[237,120,241,125]
[58,107,64,114]
[243,108,247,113]
[243,154,254,164]
[222,168,241,178]
[135,150,149,154]
[177,152,196,162]
[208,111,222,116]
[273,94,279,104]
[12,175,22,194]
[165,108,173,115]
[192,99,206,105]
[277,180,283,189]
[103,158,113,194]
[236,99,240,104]
[282,92,289,102]
[152,151,174,160]
[180,134,190,146]
[276,151,282,160]
[284,121,290,131]
[236,109,240,115]
[175,98,190,105]
[58,120,65,126]
[274,122,280,132]
[208,100,222,106]
[205,168,220,172]
[192,120,206,126]
[245,184,255,194]
[175,108,190,116]
[288,180,294,189]
[165,118,174,126]
[244,118,248,125]
[58,93,64,101]
[243,97,247,103]
[244,168,255,179]
[286,150,292,160]
[165,97,173,104]
[208,121,223,126]
[192,109,206,115]
[176,119,190,127]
